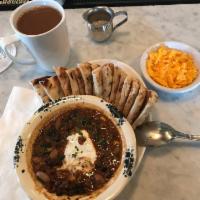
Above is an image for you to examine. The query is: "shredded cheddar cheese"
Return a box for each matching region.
[147,45,198,88]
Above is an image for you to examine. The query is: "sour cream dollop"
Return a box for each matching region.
[60,130,97,173]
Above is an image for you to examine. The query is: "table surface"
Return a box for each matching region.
[1,4,200,200]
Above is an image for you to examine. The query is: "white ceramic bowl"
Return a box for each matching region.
[140,41,200,94]
[14,95,137,200]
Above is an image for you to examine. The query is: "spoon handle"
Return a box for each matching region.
[174,131,200,141]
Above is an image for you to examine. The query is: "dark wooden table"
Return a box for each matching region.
[0,0,200,11]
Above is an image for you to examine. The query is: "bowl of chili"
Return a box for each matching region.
[14,95,136,200]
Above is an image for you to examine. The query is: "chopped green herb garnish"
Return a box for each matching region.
[72,152,78,158]
[40,143,51,148]
[81,118,90,127]
[98,138,107,146]
[54,155,65,162]
[75,127,83,136]
[75,146,79,151]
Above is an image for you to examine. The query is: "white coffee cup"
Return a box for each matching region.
[0,0,70,72]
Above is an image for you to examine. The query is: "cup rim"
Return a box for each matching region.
[10,0,65,38]
[83,6,115,24]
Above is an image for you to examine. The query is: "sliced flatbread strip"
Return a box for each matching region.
[113,70,127,107]
[109,66,126,104]
[90,63,100,70]
[78,63,93,95]
[39,76,64,101]
[132,90,158,128]
[123,80,140,117]
[118,76,133,112]
[66,68,81,95]
[102,63,114,101]
[74,68,86,95]
[30,76,51,103]
[54,66,72,96]
[92,66,103,97]
[127,84,147,124]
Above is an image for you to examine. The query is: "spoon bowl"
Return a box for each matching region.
[135,121,200,147]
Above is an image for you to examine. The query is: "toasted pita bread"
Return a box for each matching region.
[102,63,114,101]
[127,84,147,124]
[90,63,100,70]
[30,76,51,103]
[113,70,127,107]
[123,80,140,117]
[74,68,86,95]
[39,76,64,101]
[132,90,158,128]
[66,68,81,95]
[109,66,126,104]
[78,63,93,95]
[54,66,72,96]
[118,76,133,111]
[92,66,103,97]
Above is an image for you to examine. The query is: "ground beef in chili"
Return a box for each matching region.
[31,107,122,196]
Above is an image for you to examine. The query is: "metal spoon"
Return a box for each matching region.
[135,121,200,147]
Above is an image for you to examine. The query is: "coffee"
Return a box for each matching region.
[16,6,62,35]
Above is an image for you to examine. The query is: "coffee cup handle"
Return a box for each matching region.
[113,11,128,31]
[0,34,36,65]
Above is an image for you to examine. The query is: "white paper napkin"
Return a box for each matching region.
[0,86,42,200]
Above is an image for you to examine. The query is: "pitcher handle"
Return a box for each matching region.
[113,11,128,31]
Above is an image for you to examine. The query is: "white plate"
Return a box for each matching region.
[140,41,200,94]
[88,59,146,172]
